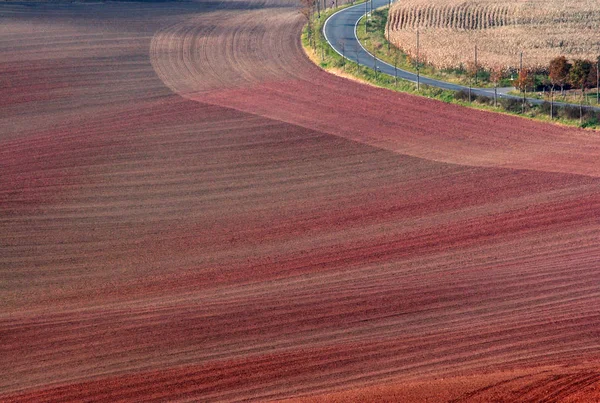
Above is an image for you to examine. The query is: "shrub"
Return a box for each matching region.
[582,108,597,119]
[332,57,345,68]
[558,105,580,120]
[540,101,551,113]
[438,91,455,103]
[476,70,491,82]
[581,115,598,128]
[454,89,471,101]
[427,87,445,97]
[475,95,492,105]
[499,97,523,113]
[540,101,559,118]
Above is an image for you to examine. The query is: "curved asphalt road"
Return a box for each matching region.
[323,0,508,97]
[323,1,597,109]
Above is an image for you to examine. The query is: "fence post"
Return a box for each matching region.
[474,45,478,86]
[387,0,391,53]
[494,86,497,107]
[365,0,368,33]
[550,88,553,120]
[416,28,420,91]
[373,54,377,78]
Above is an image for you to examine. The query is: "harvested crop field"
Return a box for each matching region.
[387,0,600,69]
[2,0,600,402]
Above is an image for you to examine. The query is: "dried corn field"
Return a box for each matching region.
[386,0,600,69]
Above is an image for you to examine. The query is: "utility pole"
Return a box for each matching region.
[520,51,525,114]
[520,51,522,73]
[494,85,497,107]
[373,54,377,78]
[596,56,600,105]
[365,0,368,33]
[550,87,554,120]
[474,45,478,86]
[387,0,391,54]
[416,28,420,91]
[316,0,320,19]
[469,76,472,102]
[394,54,398,85]
[580,86,583,124]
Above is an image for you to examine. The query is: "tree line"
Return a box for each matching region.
[517,56,600,98]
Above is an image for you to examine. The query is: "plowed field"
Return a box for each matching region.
[1,0,600,402]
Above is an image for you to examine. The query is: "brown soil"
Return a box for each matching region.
[2,0,600,402]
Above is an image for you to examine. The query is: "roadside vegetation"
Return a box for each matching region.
[301,4,600,129]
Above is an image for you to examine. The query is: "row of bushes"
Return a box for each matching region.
[540,103,599,127]
[453,89,599,126]
[454,90,522,110]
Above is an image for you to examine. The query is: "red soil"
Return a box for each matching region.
[2,0,600,401]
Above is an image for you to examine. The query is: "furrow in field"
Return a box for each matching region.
[2,0,600,401]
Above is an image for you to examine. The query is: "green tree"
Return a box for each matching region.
[586,58,598,90]
[593,56,600,104]
[569,59,592,91]
[570,59,593,121]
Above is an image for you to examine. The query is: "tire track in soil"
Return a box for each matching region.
[448,371,600,402]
